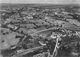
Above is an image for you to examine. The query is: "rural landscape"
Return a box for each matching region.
[0,3,80,57]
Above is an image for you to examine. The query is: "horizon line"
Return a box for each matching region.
[0,3,80,5]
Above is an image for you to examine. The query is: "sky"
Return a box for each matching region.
[0,0,80,4]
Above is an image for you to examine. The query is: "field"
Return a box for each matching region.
[0,3,80,57]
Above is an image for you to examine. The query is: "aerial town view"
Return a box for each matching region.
[0,0,80,57]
